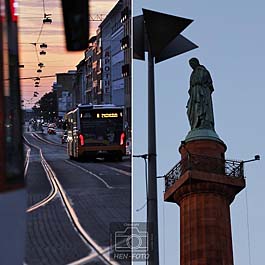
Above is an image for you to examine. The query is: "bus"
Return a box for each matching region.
[65,104,126,161]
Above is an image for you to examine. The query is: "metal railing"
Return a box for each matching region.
[165,154,244,191]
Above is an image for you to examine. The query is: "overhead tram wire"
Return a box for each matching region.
[133,154,149,265]
[133,154,149,213]
[5,75,55,81]
[20,64,73,67]
[19,75,55,80]
[36,23,44,44]
[42,0,46,15]
[31,43,40,64]
[25,0,52,99]
[19,14,106,21]
[20,1,104,103]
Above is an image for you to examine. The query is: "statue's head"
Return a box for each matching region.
[189,57,200,69]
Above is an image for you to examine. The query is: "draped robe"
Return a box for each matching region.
[187,65,215,130]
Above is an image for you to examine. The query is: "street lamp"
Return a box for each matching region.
[242,155,260,163]
[133,9,198,265]
[43,13,52,24]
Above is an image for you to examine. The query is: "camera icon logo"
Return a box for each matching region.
[114,225,148,253]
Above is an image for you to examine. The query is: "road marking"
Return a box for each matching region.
[102,164,131,177]
[64,160,113,189]
[120,162,131,169]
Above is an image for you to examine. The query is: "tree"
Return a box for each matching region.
[32,91,57,121]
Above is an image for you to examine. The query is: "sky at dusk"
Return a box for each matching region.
[18,0,117,108]
[133,1,265,264]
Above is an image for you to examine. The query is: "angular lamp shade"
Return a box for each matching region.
[133,15,145,61]
[61,0,89,51]
[142,9,193,58]
[133,9,198,63]
[155,34,198,64]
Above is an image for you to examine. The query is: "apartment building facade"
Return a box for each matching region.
[57,0,131,125]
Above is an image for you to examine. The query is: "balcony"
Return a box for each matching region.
[165,154,244,191]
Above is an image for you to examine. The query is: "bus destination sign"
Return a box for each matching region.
[96,112,122,119]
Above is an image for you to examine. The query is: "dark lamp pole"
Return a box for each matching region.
[133,9,198,264]
[147,50,159,264]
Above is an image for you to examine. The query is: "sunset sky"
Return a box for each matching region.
[18,0,117,108]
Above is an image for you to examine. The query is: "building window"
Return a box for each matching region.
[122,64,130,77]
[121,7,129,23]
[121,35,129,50]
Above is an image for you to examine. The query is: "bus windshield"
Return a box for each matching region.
[80,108,124,145]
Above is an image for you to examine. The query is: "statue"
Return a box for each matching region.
[187,58,215,131]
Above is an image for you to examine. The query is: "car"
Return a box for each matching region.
[47,127,56,134]
[48,123,56,128]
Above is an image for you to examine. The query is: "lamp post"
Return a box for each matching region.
[133,9,198,264]
[147,47,159,264]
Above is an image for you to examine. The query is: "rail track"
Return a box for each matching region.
[31,132,66,148]
[31,132,131,177]
[23,135,119,265]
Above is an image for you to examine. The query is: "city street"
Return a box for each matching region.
[23,129,131,265]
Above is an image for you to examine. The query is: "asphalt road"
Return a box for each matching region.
[23,130,131,265]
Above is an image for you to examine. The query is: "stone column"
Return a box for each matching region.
[164,139,245,265]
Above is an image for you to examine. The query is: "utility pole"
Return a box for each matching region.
[147,49,159,263]
[133,9,197,264]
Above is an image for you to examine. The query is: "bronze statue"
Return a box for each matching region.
[187,58,215,130]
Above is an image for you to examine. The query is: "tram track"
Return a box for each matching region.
[31,132,66,148]
[31,132,131,177]
[23,135,119,265]
[23,137,59,213]
[24,145,31,177]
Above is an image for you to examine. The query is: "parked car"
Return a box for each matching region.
[47,127,56,134]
